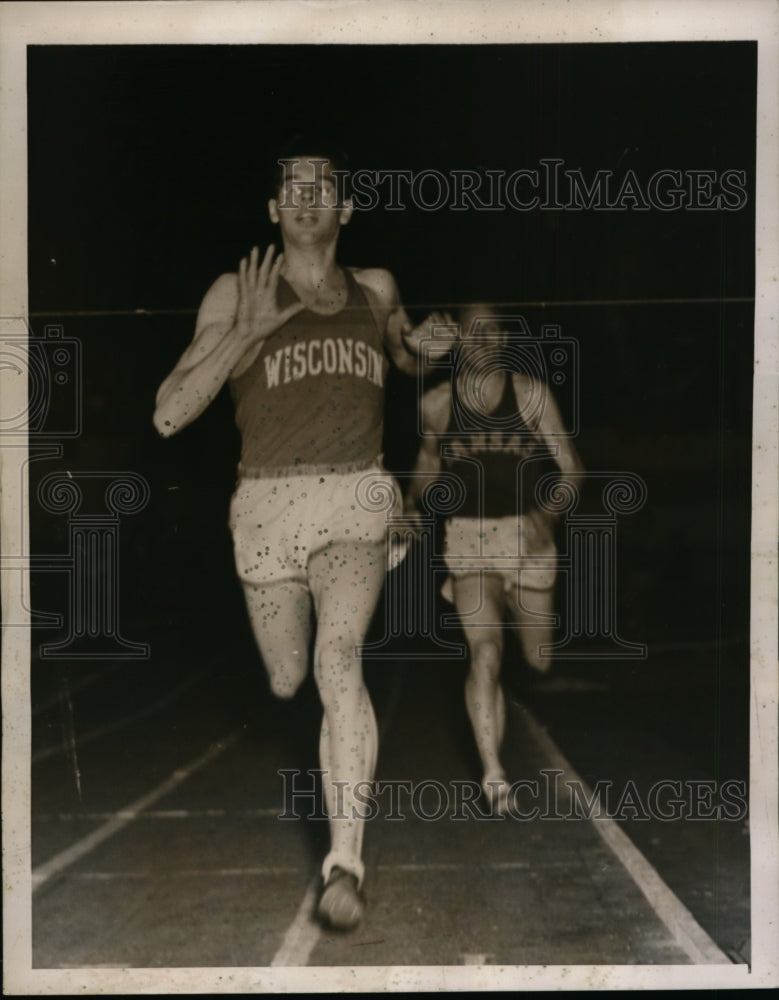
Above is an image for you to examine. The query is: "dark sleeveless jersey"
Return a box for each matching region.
[229,269,387,472]
[442,374,559,519]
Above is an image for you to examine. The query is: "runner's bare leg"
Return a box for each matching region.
[453,572,507,802]
[507,581,555,673]
[308,539,385,884]
[241,581,312,697]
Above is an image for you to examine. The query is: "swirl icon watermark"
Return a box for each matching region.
[36,471,151,659]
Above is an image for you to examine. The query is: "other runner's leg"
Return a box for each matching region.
[453,571,509,812]
[507,581,555,674]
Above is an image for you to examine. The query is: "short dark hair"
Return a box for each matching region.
[267,136,351,202]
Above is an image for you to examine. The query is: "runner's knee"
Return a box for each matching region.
[469,639,502,679]
[523,637,552,673]
[267,657,307,699]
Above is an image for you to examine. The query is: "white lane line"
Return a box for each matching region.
[55,963,129,969]
[38,860,533,881]
[518,705,731,965]
[34,807,280,821]
[66,867,301,880]
[31,731,242,893]
[376,861,530,872]
[269,874,322,968]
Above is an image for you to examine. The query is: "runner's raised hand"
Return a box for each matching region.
[235,245,303,347]
[401,309,457,354]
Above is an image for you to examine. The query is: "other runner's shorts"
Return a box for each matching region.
[229,463,403,586]
[441,511,557,603]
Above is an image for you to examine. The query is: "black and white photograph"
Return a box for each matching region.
[2,1,777,993]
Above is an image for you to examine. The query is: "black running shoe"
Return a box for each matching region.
[317,866,365,931]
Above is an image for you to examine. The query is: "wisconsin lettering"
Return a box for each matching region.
[263,337,385,388]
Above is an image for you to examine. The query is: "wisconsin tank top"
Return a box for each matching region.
[230,269,386,473]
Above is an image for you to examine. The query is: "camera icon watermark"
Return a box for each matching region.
[0,318,82,438]
[419,314,579,437]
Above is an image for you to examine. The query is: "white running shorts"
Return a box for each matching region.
[229,466,403,586]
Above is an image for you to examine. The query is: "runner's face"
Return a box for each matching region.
[459,305,509,359]
[457,307,510,410]
[268,156,351,244]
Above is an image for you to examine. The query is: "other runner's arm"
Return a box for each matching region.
[404,381,452,522]
[354,268,456,376]
[512,373,584,489]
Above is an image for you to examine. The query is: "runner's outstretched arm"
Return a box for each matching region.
[153,245,303,436]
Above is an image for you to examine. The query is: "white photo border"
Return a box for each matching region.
[2,0,777,993]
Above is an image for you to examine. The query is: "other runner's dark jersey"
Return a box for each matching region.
[441,374,558,519]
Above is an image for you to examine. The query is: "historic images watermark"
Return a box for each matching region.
[276,157,749,213]
[277,769,748,824]
[0,317,150,656]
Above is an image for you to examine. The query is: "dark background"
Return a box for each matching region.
[26,42,755,797]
